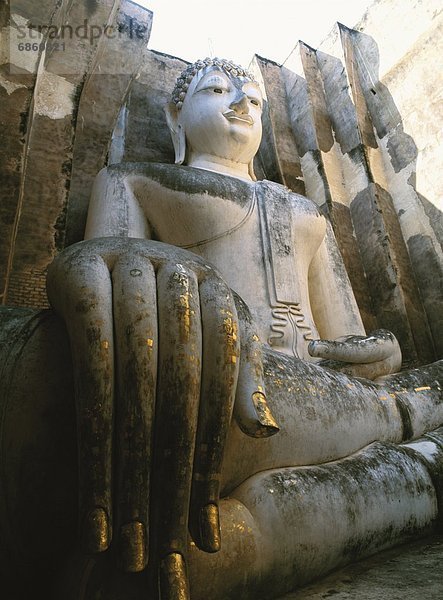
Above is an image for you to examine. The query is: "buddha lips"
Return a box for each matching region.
[223,110,254,125]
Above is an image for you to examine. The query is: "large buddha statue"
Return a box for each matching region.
[1,58,442,600]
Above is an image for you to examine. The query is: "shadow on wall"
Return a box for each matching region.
[340,27,442,360]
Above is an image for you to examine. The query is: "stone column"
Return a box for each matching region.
[338,23,438,365]
[0,0,58,307]
[2,0,153,307]
[250,55,305,195]
[65,0,153,246]
[282,40,377,336]
[281,22,438,366]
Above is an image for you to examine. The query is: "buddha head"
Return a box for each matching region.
[165,57,263,181]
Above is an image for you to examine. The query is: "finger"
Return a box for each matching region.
[158,552,190,600]
[188,277,240,553]
[48,250,114,554]
[233,293,279,437]
[151,263,201,598]
[317,345,402,380]
[316,357,389,380]
[308,330,399,364]
[112,254,158,572]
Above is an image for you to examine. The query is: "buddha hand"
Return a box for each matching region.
[46,236,278,598]
[308,329,402,380]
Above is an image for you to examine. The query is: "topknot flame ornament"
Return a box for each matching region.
[171,57,256,109]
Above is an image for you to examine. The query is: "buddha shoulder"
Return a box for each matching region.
[258,180,326,237]
[289,191,326,233]
[98,162,253,207]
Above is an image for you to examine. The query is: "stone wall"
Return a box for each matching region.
[348,0,443,359]
[1,0,153,307]
[268,1,443,365]
[1,0,441,365]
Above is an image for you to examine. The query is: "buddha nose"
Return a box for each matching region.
[230,91,249,113]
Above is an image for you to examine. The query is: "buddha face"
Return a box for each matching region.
[165,64,264,178]
[178,66,263,165]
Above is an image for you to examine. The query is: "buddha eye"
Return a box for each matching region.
[250,98,260,106]
[213,88,223,94]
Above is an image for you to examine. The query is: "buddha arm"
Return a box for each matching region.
[85,166,151,239]
[308,220,366,339]
[307,221,402,378]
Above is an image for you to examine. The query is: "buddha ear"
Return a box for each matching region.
[248,160,257,182]
[164,101,186,165]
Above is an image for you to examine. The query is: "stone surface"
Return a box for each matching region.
[284,41,377,334]
[2,0,441,369]
[0,307,77,597]
[3,0,128,307]
[64,0,153,246]
[336,13,443,360]
[42,53,441,599]
[86,162,370,362]
[2,0,154,305]
[0,0,57,306]
[282,15,441,365]
[351,183,435,367]
[277,534,443,600]
[250,55,305,194]
[118,50,189,165]
[0,301,442,598]
[0,2,442,599]
[352,0,443,215]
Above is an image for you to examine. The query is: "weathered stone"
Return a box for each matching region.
[119,50,189,165]
[203,442,438,599]
[316,44,362,156]
[283,40,376,332]
[4,0,126,307]
[64,0,153,246]
[351,183,436,366]
[0,307,77,596]
[61,440,440,599]
[0,0,59,306]
[328,202,377,332]
[251,55,305,194]
[405,430,443,527]
[299,42,334,153]
[0,2,442,599]
[338,17,443,360]
[0,304,441,598]
[280,67,316,153]
[282,47,330,210]
[351,0,443,202]
[278,533,443,600]
[407,234,443,358]
[337,24,377,149]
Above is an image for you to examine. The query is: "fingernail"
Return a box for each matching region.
[308,340,319,355]
[119,521,147,572]
[82,507,110,553]
[159,552,190,600]
[308,340,327,357]
[199,503,221,553]
[252,392,280,436]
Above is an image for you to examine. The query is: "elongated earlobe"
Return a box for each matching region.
[248,160,257,182]
[164,102,186,165]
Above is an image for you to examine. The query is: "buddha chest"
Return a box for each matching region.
[132,165,326,358]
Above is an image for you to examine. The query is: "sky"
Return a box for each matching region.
[137,0,375,68]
